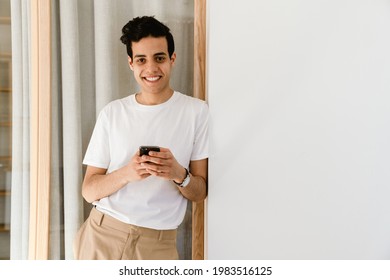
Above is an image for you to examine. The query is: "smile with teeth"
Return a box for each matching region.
[144,76,161,82]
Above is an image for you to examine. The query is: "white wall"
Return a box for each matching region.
[206,0,390,259]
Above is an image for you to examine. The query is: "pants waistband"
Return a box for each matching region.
[89,207,177,241]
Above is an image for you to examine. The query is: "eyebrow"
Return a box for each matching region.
[133,52,168,58]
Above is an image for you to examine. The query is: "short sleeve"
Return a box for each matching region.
[83,109,111,169]
[191,102,209,161]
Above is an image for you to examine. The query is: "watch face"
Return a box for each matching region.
[181,171,190,187]
[182,175,190,187]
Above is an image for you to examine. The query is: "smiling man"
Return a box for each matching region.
[73,16,209,260]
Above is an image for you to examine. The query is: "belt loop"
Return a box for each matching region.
[94,207,104,226]
[158,230,163,241]
[98,214,104,226]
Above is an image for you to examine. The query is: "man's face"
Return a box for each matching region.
[128,36,176,96]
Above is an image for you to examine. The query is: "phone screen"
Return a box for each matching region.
[139,146,160,156]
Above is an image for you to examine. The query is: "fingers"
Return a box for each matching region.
[144,166,171,180]
[140,161,168,174]
[146,149,170,159]
[133,147,178,180]
[129,153,153,180]
[140,157,174,180]
[139,149,172,165]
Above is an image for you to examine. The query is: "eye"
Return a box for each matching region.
[155,56,166,63]
[136,58,146,64]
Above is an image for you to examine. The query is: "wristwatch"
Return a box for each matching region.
[174,168,191,188]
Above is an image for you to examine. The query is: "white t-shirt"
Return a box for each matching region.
[83,91,209,230]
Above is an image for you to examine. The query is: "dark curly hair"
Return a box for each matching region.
[120,16,175,59]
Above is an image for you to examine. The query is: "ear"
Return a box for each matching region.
[128,56,134,71]
[170,53,177,66]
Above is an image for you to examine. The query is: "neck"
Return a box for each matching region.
[136,88,174,105]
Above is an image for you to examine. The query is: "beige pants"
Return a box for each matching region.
[73,207,179,260]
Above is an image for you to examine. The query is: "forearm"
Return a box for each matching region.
[175,158,208,203]
[178,174,207,203]
[82,167,130,203]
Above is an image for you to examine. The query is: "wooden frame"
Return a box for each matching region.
[192,0,207,260]
[0,53,12,127]
[0,17,11,25]
[0,53,12,236]
[29,0,52,260]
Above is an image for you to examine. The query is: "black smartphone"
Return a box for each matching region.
[139,146,160,156]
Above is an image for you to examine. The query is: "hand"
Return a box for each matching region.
[123,151,152,183]
[139,147,186,182]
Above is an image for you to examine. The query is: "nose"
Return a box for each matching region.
[145,60,159,72]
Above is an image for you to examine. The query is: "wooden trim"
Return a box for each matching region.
[0,53,12,94]
[0,17,11,25]
[0,223,10,232]
[29,0,52,260]
[192,0,207,260]
[193,0,207,101]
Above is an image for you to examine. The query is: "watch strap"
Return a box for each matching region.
[174,168,190,188]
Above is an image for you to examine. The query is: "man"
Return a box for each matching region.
[73,16,209,260]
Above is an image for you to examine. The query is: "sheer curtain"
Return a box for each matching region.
[11,0,194,259]
[10,0,31,260]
